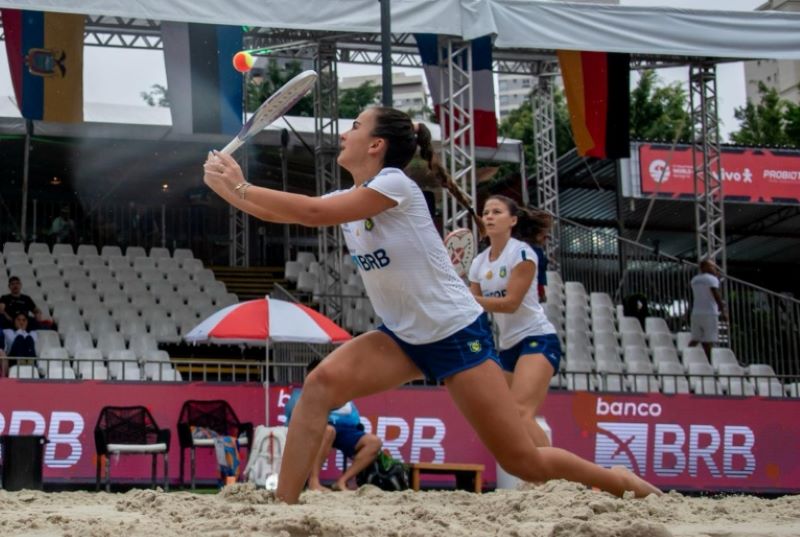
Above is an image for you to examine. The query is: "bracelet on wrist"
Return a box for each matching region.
[234,181,252,200]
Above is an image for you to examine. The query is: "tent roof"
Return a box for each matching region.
[1,0,799,60]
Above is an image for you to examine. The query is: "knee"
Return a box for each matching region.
[497,449,549,483]
[304,367,348,409]
[365,434,382,456]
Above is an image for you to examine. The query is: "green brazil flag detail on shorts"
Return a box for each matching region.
[468,340,482,353]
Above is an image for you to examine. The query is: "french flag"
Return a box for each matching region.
[415,34,497,149]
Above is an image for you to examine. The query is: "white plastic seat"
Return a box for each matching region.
[296,271,317,293]
[89,315,117,341]
[657,362,690,394]
[125,246,147,259]
[113,267,138,284]
[564,281,587,296]
[9,365,39,379]
[566,329,591,349]
[596,359,625,392]
[36,346,69,377]
[710,348,739,372]
[76,244,98,258]
[64,330,94,356]
[149,247,170,259]
[120,319,147,341]
[748,364,784,397]
[594,344,622,365]
[592,331,618,349]
[565,294,588,310]
[653,347,681,367]
[62,266,87,281]
[151,320,181,344]
[108,350,141,381]
[129,334,158,359]
[626,361,660,393]
[123,279,149,298]
[681,347,710,371]
[31,252,55,267]
[134,257,157,272]
[101,246,123,258]
[82,255,105,269]
[187,294,214,315]
[43,361,77,380]
[178,315,200,336]
[52,244,74,257]
[546,270,563,286]
[75,294,103,316]
[3,242,25,256]
[295,251,316,269]
[192,268,216,285]
[96,281,122,299]
[55,254,79,268]
[619,316,644,334]
[52,303,81,323]
[644,317,671,335]
[687,362,719,395]
[157,258,180,272]
[621,331,647,349]
[108,256,131,272]
[214,292,238,308]
[173,249,194,262]
[676,331,693,351]
[565,359,595,391]
[589,292,614,309]
[181,258,203,273]
[648,333,674,350]
[144,362,181,382]
[35,330,61,357]
[565,342,592,364]
[717,363,755,396]
[148,281,175,300]
[131,294,157,313]
[56,316,86,336]
[167,269,190,286]
[139,268,164,285]
[543,303,563,326]
[623,345,650,365]
[142,308,170,330]
[202,280,227,297]
[35,265,62,285]
[97,332,126,359]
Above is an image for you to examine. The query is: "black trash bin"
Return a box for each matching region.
[1,435,47,491]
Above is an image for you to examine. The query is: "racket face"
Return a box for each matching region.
[444,228,476,278]
[237,70,317,143]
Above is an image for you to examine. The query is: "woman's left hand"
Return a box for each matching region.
[203,150,245,193]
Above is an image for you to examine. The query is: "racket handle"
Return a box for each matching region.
[220,138,244,155]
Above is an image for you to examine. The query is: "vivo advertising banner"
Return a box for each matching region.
[0,380,797,492]
[636,143,800,204]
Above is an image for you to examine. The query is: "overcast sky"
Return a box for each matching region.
[0,0,768,140]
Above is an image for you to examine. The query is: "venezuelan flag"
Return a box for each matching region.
[1,9,84,123]
[557,51,630,160]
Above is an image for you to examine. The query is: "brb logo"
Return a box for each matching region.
[0,411,84,468]
[593,397,755,479]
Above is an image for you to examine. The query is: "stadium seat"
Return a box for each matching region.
[284,260,302,283]
[35,264,62,283]
[31,253,55,267]
[710,348,739,372]
[43,360,77,380]
[565,316,590,333]
[546,270,563,286]
[591,317,616,335]
[173,249,194,262]
[296,271,317,294]
[192,268,216,285]
[125,246,147,259]
[76,245,99,258]
[566,329,592,350]
[149,247,170,259]
[157,258,180,272]
[108,256,131,272]
[56,316,86,337]
[653,347,681,367]
[82,255,105,269]
[589,292,614,309]
[3,242,25,256]
[139,268,164,286]
[101,246,123,258]
[107,350,141,380]
[97,332,126,360]
[648,333,675,350]
[114,267,138,284]
[129,334,159,359]
[181,258,203,273]
[9,365,39,379]
[565,359,594,391]
[543,304,563,327]
[62,266,87,280]
[592,331,618,349]
[594,344,623,366]
[214,292,238,309]
[151,320,181,344]
[143,361,181,382]
[295,251,316,269]
[35,330,62,357]
[596,359,625,392]
[687,362,719,395]
[130,293,157,313]
[748,364,784,397]
[36,347,70,378]
[623,345,650,366]
[89,315,117,341]
[619,316,644,334]
[27,242,50,256]
[75,349,109,380]
[681,347,710,371]
[717,363,755,396]
[124,279,149,298]
[621,331,647,349]
[96,281,122,299]
[626,361,659,393]
[102,290,130,310]
[52,244,74,257]
[64,331,94,356]
[120,319,148,342]
[676,331,692,351]
[202,280,227,297]
[134,257,157,272]
[657,362,690,394]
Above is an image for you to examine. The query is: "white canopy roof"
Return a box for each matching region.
[0,0,799,60]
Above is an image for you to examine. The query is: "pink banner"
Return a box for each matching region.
[638,144,800,204]
[0,380,797,492]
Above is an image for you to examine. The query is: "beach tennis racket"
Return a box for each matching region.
[444,228,476,279]
[220,70,317,155]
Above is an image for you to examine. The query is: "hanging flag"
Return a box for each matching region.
[1,9,84,123]
[557,50,630,159]
[416,34,498,149]
[162,22,243,135]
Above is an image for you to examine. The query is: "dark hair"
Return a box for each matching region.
[485,195,553,244]
[370,107,484,234]
[8,276,20,284]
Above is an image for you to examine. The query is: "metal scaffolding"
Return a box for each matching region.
[438,38,477,235]
[531,67,561,270]
[689,63,726,273]
[313,41,344,320]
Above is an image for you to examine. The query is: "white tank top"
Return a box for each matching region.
[331,168,483,344]
[468,237,556,350]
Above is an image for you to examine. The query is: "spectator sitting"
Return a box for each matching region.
[285,358,383,492]
[0,329,6,377]
[0,276,46,331]
[49,206,77,244]
[3,313,38,370]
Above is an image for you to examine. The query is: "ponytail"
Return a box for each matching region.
[416,123,485,235]
[485,195,553,244]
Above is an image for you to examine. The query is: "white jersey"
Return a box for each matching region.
[469,238,556,350]
[691,273,720,315]
[329,168,482,344]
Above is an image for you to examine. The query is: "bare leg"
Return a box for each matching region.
[510,354,554,448]
[335,434,382,491]
[702,342,712,358]
[445,360,661,498]
[307,425,336,491]
[276,332,423,504]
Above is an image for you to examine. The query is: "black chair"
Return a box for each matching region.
[94,406,171,492]
[177,400,254,488]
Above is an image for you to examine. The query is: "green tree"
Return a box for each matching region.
[247,59,314,116]
[629,70,690,143]
[338,81,381,119]
[140,84,169,107]
[730,81,798,147]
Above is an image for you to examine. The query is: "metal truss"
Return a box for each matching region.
[531,67,561,270]
[689,63,726,273]
[313,42,344,321]
[229,205,250,267]
[438,38,477,235]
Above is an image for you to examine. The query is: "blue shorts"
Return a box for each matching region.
[332,425,365,459]
[498,333,562,375]
[377,313,501,382]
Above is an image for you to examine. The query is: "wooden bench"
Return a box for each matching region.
[409,462,484,493]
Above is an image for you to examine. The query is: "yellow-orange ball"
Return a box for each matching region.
[232,51,254,73]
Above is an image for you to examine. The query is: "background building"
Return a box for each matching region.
[745,0,800,104]
[339,72,428,118]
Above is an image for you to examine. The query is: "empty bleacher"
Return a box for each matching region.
[1,242,239,382]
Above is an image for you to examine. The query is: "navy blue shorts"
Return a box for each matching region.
[332,425,365,459]
[377,313,501,382]
[498,333,562,375]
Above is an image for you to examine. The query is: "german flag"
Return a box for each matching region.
[1,9,84,123]
[557,51,630,159]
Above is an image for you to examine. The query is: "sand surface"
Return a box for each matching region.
[0,481,798,537]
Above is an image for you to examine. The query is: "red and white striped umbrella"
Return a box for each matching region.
[184,297,351,345]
